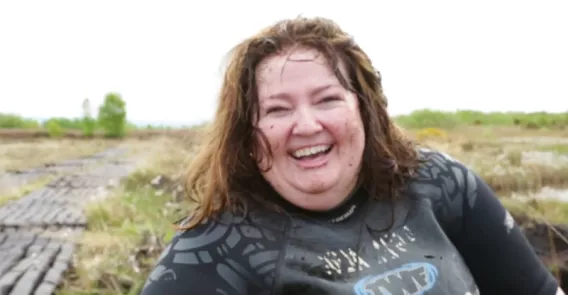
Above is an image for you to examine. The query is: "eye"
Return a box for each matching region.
[319,96,341,103]
[266,106,288,114]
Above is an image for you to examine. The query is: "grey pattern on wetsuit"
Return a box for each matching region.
[408,148,478,235]
[142,212,284,294]
[140,149,558,295]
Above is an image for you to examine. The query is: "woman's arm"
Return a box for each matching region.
[139,239,229,294]
[452,161,560,294]
[139,216,279,295]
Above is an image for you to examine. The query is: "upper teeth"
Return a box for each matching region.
[293,145,330,158]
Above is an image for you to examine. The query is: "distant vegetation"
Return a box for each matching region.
[97,93,128,138]
[0,113,42,129]
[0,92,182,139]
[2,103,567,139]
[394,109,568,129]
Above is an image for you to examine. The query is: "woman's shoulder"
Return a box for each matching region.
[411,147,478,193]
[140,210,286,294]
[406,148,481,228]
[171,209,287,251]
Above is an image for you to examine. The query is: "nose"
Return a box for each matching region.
[292,107,323,136]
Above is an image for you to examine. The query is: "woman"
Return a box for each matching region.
[140,16,563,295]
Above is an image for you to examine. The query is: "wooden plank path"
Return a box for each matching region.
[0,148,139,295]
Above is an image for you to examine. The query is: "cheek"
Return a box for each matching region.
[346,119,365,143]
[257,121,286,154]
[328,112,364,142]
[331,113,365,166]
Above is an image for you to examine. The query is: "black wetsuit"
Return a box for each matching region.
[139,149,559,295]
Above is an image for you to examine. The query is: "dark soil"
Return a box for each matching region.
[515,213,568,290]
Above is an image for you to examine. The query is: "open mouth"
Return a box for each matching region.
[290,144,334,160]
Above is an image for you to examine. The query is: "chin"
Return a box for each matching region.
[297,181,335,195]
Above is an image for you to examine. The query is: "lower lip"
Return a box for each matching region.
[292,148,332,169]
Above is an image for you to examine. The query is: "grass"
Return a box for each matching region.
[58,135,198,295]
[59,176,191,295]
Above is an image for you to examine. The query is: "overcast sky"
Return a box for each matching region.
[0,0,566,126]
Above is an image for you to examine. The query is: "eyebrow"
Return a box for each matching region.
[268,84,337,99]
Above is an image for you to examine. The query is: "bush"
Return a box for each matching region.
[45,120,64,138]
[42,117,84,129]
[395,109,460,129]
[0,113,40,128]
[98,92,127,138]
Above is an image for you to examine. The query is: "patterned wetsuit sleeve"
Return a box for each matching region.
[138,232,226,294]
[449,157,559,295]
[138,215,280,295]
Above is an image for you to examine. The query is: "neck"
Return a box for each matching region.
[279,180,368,223]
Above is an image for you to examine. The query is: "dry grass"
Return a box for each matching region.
[410,126,568,196]
[0,127,202,171]
[0,138,115,171]
[501,197,568,224]
[59,134,199,295]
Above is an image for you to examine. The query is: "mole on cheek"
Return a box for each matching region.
[270,125,274,129]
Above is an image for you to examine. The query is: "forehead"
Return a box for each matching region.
[256,48,342,99]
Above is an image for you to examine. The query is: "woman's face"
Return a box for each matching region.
[254,47,365,211]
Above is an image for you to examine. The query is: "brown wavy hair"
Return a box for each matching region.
[180,16,420,230]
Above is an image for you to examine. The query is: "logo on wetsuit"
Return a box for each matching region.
[353,262,438,295]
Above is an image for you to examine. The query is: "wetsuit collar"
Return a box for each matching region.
[277,182,369,224]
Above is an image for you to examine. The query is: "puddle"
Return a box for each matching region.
[521,151,568,168]
[500,136,568,145]
[511,186,568,203]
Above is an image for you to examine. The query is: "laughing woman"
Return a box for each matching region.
[140,16,563,295]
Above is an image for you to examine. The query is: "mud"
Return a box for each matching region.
[515,213,568,288]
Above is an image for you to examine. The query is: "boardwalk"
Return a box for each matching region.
[0,148,139,295]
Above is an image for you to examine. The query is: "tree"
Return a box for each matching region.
[82,98,96,137]
[98,92,127,138]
